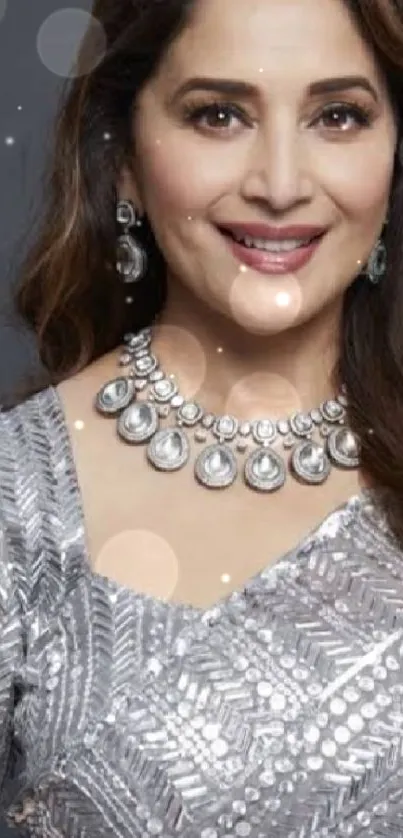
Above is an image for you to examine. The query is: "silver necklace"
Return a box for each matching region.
[94,326,361,492]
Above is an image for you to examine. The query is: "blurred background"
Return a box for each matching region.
[0,0,93,404]
[0,1,92,830]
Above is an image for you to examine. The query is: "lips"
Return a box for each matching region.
[218,226,326,275]
[218,222,328,241]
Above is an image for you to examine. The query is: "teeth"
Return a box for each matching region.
[233,234,313,252]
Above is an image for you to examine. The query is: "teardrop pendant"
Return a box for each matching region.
[147,428,190,471]
[291,440,331,484]
[195,444,237,488]
[327,426,360,468]
[244,447,286,492]
[95,377,136,415]
[117,401,159,443]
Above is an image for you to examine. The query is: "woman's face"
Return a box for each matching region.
[124,0,398,335]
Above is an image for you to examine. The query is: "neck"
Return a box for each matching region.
[151,275,344,422]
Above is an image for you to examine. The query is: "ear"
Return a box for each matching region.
[116,164,144,213]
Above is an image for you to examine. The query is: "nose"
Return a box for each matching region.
[239,122,315,212]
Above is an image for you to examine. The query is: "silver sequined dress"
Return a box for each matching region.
[1,386,403,837]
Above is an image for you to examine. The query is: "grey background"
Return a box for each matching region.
[0,0,90,830]
[0,0,92,402]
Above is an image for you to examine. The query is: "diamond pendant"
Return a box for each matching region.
[195,444,238,488]
[147,428,190,471]
[244,447,286,492]
[291,440,331,484]
[117,401,159,443]
[327,426,360,468]
[95,377,136,415]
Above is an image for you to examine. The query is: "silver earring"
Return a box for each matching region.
[365,223,388,286]
[116,199,148,283]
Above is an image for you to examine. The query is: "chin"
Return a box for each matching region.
[224,275,305,335]
[230,314,300,337]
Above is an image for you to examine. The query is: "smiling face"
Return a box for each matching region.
[122,0,398,336]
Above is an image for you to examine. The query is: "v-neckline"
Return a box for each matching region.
[50,383,376,616]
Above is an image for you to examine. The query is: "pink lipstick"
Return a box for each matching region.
[218,223,327,276]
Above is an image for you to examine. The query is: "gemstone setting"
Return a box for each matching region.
[195,444,238,488]
[147,428,190,471]
[95,377,135,415]
[117,401,159,443]
[244,448,286,492]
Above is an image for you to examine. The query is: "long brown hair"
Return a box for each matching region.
[9,0,403,543]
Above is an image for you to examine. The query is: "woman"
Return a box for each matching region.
[1,0,403,833]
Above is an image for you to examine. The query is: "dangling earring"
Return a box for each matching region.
[116,198,148,283]
[365,219,388,286]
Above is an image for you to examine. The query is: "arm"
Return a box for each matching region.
[0,525,24,809]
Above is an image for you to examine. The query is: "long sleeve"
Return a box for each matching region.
[0,524,24,808]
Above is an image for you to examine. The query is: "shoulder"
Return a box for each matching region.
[0,385,65,491]
[0,386,55,488]
[0,386,90,615]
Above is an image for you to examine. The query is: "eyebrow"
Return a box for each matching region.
[171,75,380,104]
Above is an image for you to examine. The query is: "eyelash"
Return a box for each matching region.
[182,99,375,134]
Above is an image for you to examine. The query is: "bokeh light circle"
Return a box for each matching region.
[36,8,106,78]
[95,529,179,601]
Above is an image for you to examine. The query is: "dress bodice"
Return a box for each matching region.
[1,386,403,837]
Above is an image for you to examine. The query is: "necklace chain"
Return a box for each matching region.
[94,327,361,491]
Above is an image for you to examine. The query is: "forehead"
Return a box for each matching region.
[158,0,384,92]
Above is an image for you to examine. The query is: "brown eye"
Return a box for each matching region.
[183,101,251,132]
[199,104,236,128]
[317,103,374,130]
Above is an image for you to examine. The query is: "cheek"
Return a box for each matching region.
[136,133,240,213]
[317,143,395,217]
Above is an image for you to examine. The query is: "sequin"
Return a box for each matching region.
[303,724,320,744]
[321,740,337,757]
[257,681,273,698]
[357,676,374,691]
[245,788,260,802]
[203,723,221,740]
[234,656,249,671]
[334,726,351,744]
[330,697,347,715]
[275,757,294,773]
[234,822,251,836]
[356,811,371,827]
[269,693,286,711]
[343,686,360,703]
[232,801,247,815]
[246,668,262,682]
[293,666,309,681]
[279,654,296,669]
[212,739,228,757]
[373,664,387,680]
[217,814,233,829]
[178,701,192,718]
[260,771,276,787]
[347,713,364,732]
[360,702,378,720]
[136,805,151,821]
[266,721,284,737]
[307,755,324,771]
[307,682,322,697]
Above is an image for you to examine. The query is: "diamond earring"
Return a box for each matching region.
[116,199,148,283]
